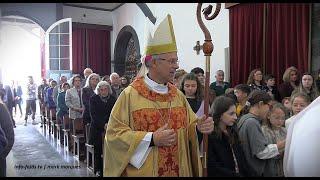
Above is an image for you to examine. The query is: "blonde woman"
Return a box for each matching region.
[278,66,299,101]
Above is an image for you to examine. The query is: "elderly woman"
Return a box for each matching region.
[88,81,116,177]
[82,73,100,125]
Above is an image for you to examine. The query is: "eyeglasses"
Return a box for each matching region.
[158,58,179,66]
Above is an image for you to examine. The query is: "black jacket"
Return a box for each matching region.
[82,87,95,124]
[88,94,116,145]
[208,132,253,177]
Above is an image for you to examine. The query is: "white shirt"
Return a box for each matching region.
[256,144,279,159]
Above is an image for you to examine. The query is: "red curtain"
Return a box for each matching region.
[229,3,265,87]
[265,3,310,86]
[72,27,86,75]
[86,29,111,76]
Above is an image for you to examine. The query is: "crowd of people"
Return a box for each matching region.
[1,13,320,177]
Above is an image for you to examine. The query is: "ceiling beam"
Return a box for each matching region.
[111,3,125,11]
[225,3,240,9]
[136,3,156,24]
[63,3,119,12]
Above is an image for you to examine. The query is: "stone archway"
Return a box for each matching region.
[0,14,45,85]
[114,25,141,78]
[2,10,47,31]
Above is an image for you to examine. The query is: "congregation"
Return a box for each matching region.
[1,62,319,177]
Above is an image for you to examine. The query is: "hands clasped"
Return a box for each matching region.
[196,115,214,134]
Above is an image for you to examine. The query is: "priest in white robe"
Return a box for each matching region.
[284,96,320,177]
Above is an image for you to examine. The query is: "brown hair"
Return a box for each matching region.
[180,73,203,101]
[174,69,187,79]
[211,96,239,145]
[240,90,272,116]
[247,68,263,85]
[71,74,82,85]
[295,72,320,101]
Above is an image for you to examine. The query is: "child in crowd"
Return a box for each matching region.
[261,103,287,176]
[180,73,203,115]
[292,72,319,102]
[234,84,251,117]
[264,74,280,101]
[285,92,311,129]
[237,90,285,176]
[208,96,253,177]
[282,97,291,118]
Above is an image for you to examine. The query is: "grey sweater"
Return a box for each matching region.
[237,113,268,176]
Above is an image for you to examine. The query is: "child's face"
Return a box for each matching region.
[183,79,198,97]
[292,97,309,115]
[302,75,313,89]
[234,89,247,102]
[269,108,286,128]
[266,78,275,87]
[221,105,237,127]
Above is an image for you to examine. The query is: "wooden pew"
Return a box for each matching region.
[62,115,72,152]
[45,107,51,135]
[40,102,46,128]
[50,109,57,138]
[55,115,63,145]
[85,123,95,172]
[72,118,85,161]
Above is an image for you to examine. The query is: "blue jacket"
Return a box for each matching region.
[56,91,68,118]
[46,87,56,108]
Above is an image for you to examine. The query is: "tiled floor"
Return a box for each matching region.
[6,114,95,177]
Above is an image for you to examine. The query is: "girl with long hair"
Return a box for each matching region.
[261,103,287,176]
[247,68,267,92]
[208,96,252,177]
[292,72,319,102]
[180,73,203,114]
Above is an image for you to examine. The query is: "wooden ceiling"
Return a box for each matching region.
[63,3,124,11]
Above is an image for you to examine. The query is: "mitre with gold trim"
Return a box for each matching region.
[138,14,177,77]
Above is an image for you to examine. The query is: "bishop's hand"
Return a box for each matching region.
[197,115,214,134]
[153,123,176,147]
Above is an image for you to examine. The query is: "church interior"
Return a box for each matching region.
[0,3,319,177]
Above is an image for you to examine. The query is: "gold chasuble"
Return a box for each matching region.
[103,77,203,177]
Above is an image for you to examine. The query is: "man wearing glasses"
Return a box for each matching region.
[103,14,214,177]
